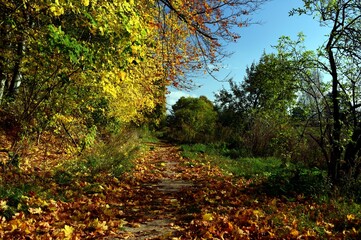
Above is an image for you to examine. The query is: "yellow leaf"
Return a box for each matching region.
[131,45,141,54]
[347,214,355,221]
[99,26,104,35]
[119,71,127,80]
[63,225,74,239]
[202,213,213,221]
[119,219,128,227]
[0,200,8,210]
[92,218,108,232]
[253,209,264,218]
[10,219,20,232]
[28,207,42,214]
[49,5,64,16]
[81,0,89,6]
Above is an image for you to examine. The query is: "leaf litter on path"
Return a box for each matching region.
[1,142,361,239]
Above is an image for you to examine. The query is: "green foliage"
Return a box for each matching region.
[54,170,73,186]
[180,143,282,177]
[214,52,300,157]
[168,96,217,143]
[262,166,331,198]
[180,144,208,159]
[0,184,37,220]
[138,126,160,144]
[242,53,298,113]
[229,157,283,179]
[287,3,361,184]
[47,24,92,65]
[180,143,332,198]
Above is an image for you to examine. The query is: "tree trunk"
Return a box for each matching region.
[7,39,24,99]
[344,128,361,179]
[0,11,7,104]
[327,32,342,185]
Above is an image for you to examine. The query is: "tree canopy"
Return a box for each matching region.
[0,0,267,151]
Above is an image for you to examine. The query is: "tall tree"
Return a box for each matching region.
[215,52,298,124]
[292,0,361,183]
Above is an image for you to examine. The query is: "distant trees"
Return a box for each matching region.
[167,96,217,143]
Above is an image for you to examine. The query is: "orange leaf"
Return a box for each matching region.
[290,229,299,237]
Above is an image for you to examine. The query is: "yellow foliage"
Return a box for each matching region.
[81,0,89,6]
[63,225,74,239]
[49,5,65,16]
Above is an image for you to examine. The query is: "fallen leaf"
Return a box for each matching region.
[0,200,8,210]
[28,207,42,215]
[202,213,214,221]
[63,225,74,239]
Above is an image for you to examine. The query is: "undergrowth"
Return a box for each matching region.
[180,143,332,199]
[180,143,361,237]
[0,128,150,219]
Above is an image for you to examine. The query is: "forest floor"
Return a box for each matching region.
[0,141,360,239]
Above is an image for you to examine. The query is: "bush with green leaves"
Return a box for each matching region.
[261,165,331,198]
[168,96,217,143]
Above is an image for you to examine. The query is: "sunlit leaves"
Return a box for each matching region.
[1,0,170,149]
[63,225,74,239]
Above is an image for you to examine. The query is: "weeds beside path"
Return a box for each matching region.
[1,142,361,239]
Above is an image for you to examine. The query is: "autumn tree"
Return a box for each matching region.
[153,0,268,87]
[0,0,268,155]
[0,0,165,153]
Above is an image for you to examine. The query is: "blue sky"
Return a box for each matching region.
[166,0,330,109]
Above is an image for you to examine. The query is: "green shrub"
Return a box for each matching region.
[167,96,217,143]
[0,184,35,219]
[230,157,283,178]
[262,165,330,197]
[180,143,332,198]
[54,170,73,185]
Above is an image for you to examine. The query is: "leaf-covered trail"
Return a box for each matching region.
[108,141,241,239]
[110,142,277,239]
[114,141,236,239]
[1,142,359,239]
[113,142,199,239]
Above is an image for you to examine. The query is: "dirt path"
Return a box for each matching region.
[110,143,204,239]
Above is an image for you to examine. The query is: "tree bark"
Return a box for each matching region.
[7,39,24,99]
[326,10,342,184]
